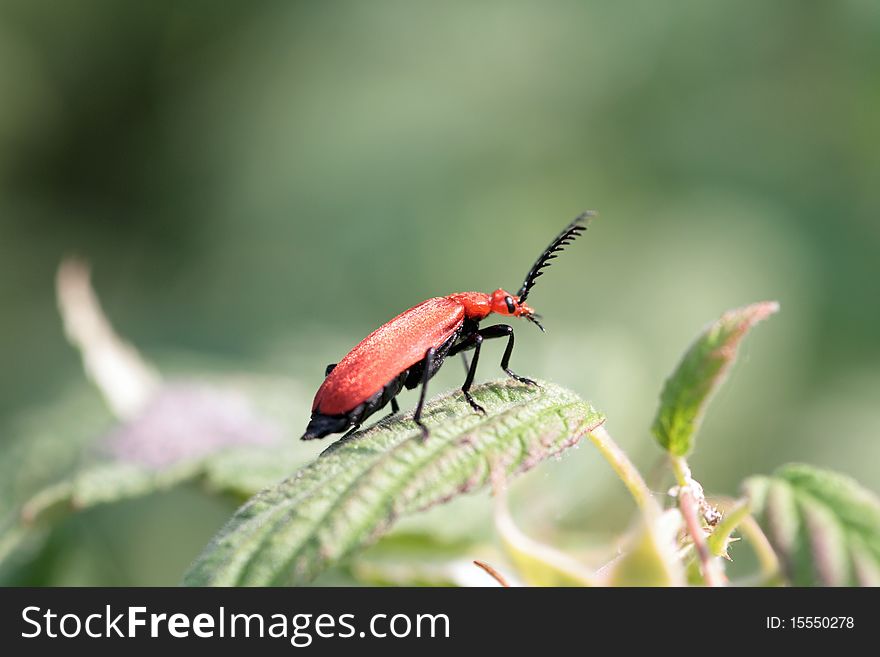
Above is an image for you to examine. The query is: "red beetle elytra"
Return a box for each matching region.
[301,212,594,441]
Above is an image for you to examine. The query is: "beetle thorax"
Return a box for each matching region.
[446,292,492,320]
[447,289,536,321]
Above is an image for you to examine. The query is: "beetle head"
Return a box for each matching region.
[489,288,544,332]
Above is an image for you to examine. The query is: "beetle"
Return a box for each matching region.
[301,212,594,441]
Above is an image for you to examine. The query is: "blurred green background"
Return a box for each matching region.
[1,0,878,585]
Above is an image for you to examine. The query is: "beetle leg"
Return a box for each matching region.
[373,396,400,423]
[340,422,361,440]
[344,394,401,443]
[450,332,486,414]
[460,352,471,375]
[458,334,487,415]
[476,324,538,386]
[372,395,401,427]
[412,347,436,441]
[324,363,337,377]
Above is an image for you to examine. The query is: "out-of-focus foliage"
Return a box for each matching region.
[745,464,880,586]
[1,1,878,584]
[606,510,684,587]
[475,303,877,588]
[493,480,598,587]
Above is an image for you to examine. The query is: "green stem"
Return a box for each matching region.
[670,455,691,488]
[679,487,726,586]
[669,455,726,586]
[738,515,782,585]
[588,424,659,517]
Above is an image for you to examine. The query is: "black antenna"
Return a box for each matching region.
[517,211,595,303]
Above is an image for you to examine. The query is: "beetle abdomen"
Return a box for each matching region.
[312,297,465,416]
[300,413,351,441]
[302,369,410,440]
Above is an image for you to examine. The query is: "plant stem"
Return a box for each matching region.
[738,515,782,584]
[670,454,691,488]
[584,428,686,586]
[473,560,511,587]
[492,472,597,586]
[588,424,659,517]
[678,487,726,586]
[670,456,726,586]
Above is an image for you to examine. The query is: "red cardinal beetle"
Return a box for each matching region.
[301,212,594,441]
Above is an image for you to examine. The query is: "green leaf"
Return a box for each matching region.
[183,379,604,586]
[652,301,778,456]
[606,510,685,587]
[0,386,114,523]
[16,444,307,528]
[744,464,880,586]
